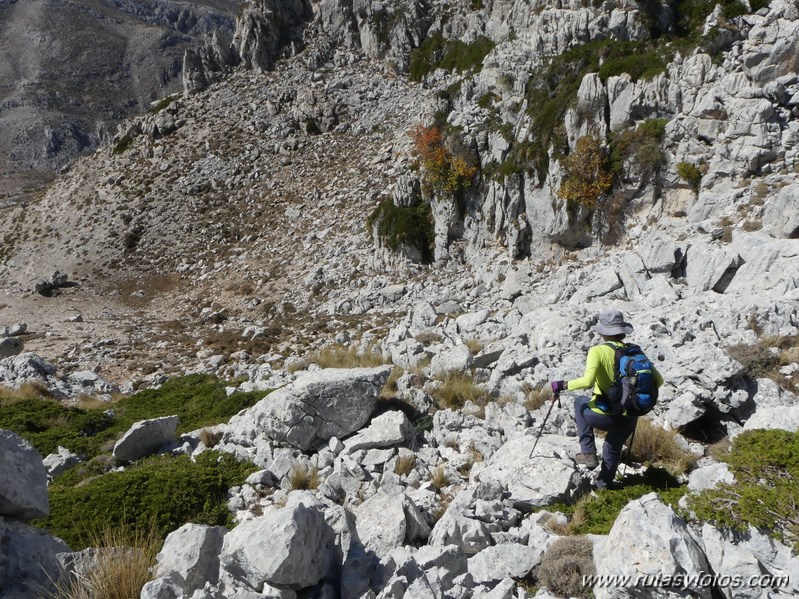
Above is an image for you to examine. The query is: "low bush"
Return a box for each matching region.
[409,124,478,196]
[112,135,133,155]
[688,429,799,551]
[535,536,595,598]
[37,451,257,550]
[677,161,702,191]
[610,119,668,181]
[726,334,799,392]
[548,467,686,535]
[366,199,435,263]
[409,34,495,81]
[0,375,266,459]
[558,133,614,212]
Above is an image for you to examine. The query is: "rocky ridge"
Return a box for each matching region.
[0,0,798,597]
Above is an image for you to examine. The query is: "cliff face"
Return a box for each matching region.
[0,0,241,204]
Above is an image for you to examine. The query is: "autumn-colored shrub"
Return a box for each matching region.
[410,125,478,195]
[558,133,614,211]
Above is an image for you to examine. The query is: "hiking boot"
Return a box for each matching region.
[594,479,624,491]
[575,452,599,468]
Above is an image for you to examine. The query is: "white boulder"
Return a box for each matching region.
[594,493,712,599]
[225,366,391,451]
[219,502,332,590]
[112,415,179,462]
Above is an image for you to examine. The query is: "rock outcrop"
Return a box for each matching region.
[0,429,49,520]
[113,416,179,462]
[225,366,392,452]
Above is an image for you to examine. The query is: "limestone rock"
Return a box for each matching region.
[42,446,83,481]
[0,516,70,598]
[154,523,227,593]
[0,429,49,520]
[472,435,588,510]
[225,366,391,451]
[594,493,712,599]
[467,543,541,584]
[112,415,179,462]
[219,502,332,590]
[343,411,414,454]
[687,462,736,492]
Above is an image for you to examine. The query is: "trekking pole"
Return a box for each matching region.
[529,391,561,458]
[621,421,637,478]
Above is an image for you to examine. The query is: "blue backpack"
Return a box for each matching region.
[604,342,658,416]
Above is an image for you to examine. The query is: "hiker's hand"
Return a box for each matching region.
[550,380,566,394]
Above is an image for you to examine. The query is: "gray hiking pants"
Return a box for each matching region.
[574,395,637,487]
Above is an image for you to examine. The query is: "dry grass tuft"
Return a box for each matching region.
[380,367,403,401]
[535,536,596,599]
[629,419,697,476]
[394,453,417,476]
[199,428,222,448]
[464,338,484,354]
[431,465,449,490]
[289,464,320,490]
[48,526,159,599]
[288,344,387,373]
[429,371,488,410]
[0,380,51,404]
[525,385,553,411]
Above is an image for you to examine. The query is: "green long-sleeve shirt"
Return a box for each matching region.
[567,342,664,413]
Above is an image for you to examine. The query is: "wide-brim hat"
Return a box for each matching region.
[592,310,634,336]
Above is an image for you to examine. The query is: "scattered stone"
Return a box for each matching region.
[112,415,179,462]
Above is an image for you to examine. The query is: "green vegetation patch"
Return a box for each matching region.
[610,118,669,180]
[366,200,435,263]
[0,400,112,457]
[113,134,133,155]
[676,161,702,191]
[0,375,266,459]
[410,34,496,82]
[36,451,257,550]
[547,468,687,535]
[688,429,799,551]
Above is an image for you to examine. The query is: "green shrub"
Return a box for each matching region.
[366,200,434,262]
[559,133,614,213]
[113,135,133,155]
[597,47,667,82]
[676,161,702,191]
[0,399,112,457]
[688,430,799,551]
[547,468,686,535]
[148,97,174,114]
[37,451,256,550]
[409,34,495,81]
[0,375,266,459]
[610,119,669,181]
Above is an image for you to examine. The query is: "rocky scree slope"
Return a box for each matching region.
[0,0,242,205]
[0,0,799,597]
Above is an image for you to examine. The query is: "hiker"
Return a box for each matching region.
[550,310,663,490]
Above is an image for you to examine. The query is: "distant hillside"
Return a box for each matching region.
[0,0,241,205]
